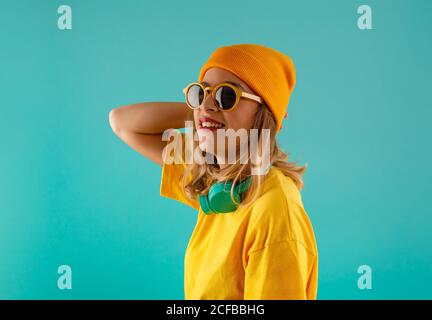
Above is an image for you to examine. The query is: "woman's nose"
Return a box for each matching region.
[200,91,218,112]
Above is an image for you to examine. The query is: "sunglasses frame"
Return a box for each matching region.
[182,82,263,112]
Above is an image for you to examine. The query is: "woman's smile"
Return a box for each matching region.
[197,116,226,131]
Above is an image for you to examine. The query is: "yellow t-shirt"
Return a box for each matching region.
[160,134,318,300]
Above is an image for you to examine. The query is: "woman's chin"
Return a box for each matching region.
[197,129,214,145]
[198,140,216,153]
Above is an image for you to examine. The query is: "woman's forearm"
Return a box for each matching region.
[109,102,193,135]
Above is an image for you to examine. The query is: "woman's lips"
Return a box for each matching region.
[198,123,226,131]
[198,117,226,131]
[199,126,224,131]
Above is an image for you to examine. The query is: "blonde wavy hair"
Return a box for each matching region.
[180,103,307,210]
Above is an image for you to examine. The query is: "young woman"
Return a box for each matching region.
[109,44,318,300]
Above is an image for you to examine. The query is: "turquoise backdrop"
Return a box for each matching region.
[0,0,431,299]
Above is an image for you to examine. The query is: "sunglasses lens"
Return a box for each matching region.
[186,84,204,108]
[215,85,237,110]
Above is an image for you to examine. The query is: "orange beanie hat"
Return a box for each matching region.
[198,44,296,133]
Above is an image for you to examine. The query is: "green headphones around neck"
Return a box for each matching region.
[199,176,253,214]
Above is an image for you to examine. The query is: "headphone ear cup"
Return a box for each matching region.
[234,176,252,194]
[199,177,253,214]
[199,193,212,214]
[208,181,241,213]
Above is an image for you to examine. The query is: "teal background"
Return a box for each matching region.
[1,0,431,299]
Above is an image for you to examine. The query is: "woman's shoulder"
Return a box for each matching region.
[256,166,304,208]
[247,167,316,254]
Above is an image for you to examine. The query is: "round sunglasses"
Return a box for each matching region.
[182,82,263,112]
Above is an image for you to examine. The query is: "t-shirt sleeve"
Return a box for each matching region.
[244,240,318,300]
[159,133,200,211]
[243,193,318,300]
